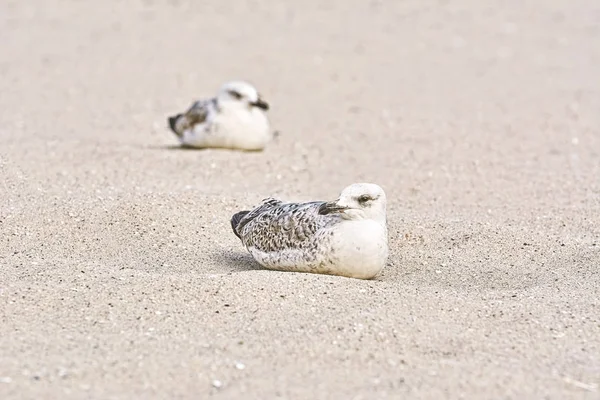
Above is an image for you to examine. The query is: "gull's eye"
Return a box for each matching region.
[229,90,243,100]
[357,195,371,204]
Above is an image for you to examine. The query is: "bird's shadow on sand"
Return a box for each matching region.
[144,144,266,153]
[144,144,209,151]
[209,249,263,273]
[144,130,281,152]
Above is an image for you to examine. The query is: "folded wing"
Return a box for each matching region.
[234,198,337,252]
[168,98,217,137]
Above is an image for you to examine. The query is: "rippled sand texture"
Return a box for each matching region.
[1,1,599,399]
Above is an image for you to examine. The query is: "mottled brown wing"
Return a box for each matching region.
[238,199,337,252]
[184,100,211,125]
[176,99,211,132]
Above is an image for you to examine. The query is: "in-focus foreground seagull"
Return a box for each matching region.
[167,81,272,151]
[230,183,389,279]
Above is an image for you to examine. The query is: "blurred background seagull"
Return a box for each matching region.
[230,183,389,280]
[167,81,272,151]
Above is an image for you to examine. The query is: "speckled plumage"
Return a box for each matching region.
[233,198,339,264]
[168,98,218,139]
[231,183,389,279]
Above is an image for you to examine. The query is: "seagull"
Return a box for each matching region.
[167,81,272,150]
[230,183,389,279]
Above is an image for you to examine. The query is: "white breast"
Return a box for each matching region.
[328,219,389,279]
[183,108,270,150]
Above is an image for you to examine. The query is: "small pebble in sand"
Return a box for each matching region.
[212,379,223,389]
[235,361,246,370]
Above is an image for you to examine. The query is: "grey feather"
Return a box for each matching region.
[233,197,341,253]
[168,98,218,136]
[230,210,250,239]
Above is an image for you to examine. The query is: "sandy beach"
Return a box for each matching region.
[1,0,599,398]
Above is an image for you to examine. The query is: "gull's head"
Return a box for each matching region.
[217,81,269,111]
[319,183,387,223]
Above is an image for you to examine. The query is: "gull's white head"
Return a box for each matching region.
[319,183,387,223]
[217,81,269,112]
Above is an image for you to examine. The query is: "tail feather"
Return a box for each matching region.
[168,114,183,137]
[231,211,250,239]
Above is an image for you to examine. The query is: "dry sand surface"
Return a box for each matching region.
[1,1,600,399]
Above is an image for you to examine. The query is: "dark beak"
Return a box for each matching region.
[318,201,348,215]
[251,98,269,111]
